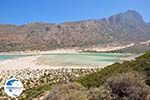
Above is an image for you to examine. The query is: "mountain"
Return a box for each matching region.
[0,10,150,52]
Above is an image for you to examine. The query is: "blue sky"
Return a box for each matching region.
[0,0,150,25]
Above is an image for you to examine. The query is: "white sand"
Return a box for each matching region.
[0,48,79,55]
[0,43,135,55]
[0,55,108,71]
[0,56,50,70]
[0,49,139,71]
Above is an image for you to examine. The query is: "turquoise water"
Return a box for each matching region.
[0,53,128,66]
[0,55,28,61]
[38,53,128,66]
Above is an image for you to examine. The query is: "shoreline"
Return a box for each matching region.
[0,52,138,71]
[0,55,113,71]
[0,43,136,55]
[0,48,80,55]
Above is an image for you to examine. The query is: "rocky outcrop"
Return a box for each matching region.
[0,10,150,52]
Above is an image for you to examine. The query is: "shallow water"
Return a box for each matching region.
[37,53,128,66]
[0,55,29,61]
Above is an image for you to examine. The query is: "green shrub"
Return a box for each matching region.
[78,51,150,88]
[87,86,112,100]
[43,82,88,100]
[107,72,150,100]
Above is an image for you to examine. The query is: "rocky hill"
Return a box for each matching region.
[0,10,150,52]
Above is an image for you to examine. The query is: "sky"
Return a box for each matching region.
[0,0,150,25]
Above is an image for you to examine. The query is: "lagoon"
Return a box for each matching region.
[0,53,132,70]
[0,55,28,61]
[37,53,128,67]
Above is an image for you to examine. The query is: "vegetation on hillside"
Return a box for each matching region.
[43,51,150,100]
[22,83,52,100]
[3,51,149,99]
[77,51,150,88]
[44,72,150,100]
[43,82,88,100]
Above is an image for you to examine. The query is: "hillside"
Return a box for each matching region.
[0,10,150,52]
[21,51,150,99]
[78,51,150,88]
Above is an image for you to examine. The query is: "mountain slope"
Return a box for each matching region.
[0,10,150,52]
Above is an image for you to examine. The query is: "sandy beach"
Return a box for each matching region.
[0,47,140,71]
[0,54,108,71]
[0,48,80,55]
[0,55,49,70]
[0,43,136,55]
[0,50,140,99]
[0,53,137,72]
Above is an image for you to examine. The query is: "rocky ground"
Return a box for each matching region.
[0,68,100,99]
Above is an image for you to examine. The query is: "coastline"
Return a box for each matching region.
[0,43,136,55]
[0,51,138,71]
[0,44,141,72]
[0,49,140,96]
[0,48,80,55]
[0,54,113,71]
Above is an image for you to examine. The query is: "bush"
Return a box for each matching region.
[78,51,150,88]
[87,86,112,100]
[107,72,150,100]
[146,76,150,86]
[43,82,88,100]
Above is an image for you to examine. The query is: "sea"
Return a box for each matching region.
[37,53,128,66]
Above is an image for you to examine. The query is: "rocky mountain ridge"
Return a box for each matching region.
[0,10,150,52]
